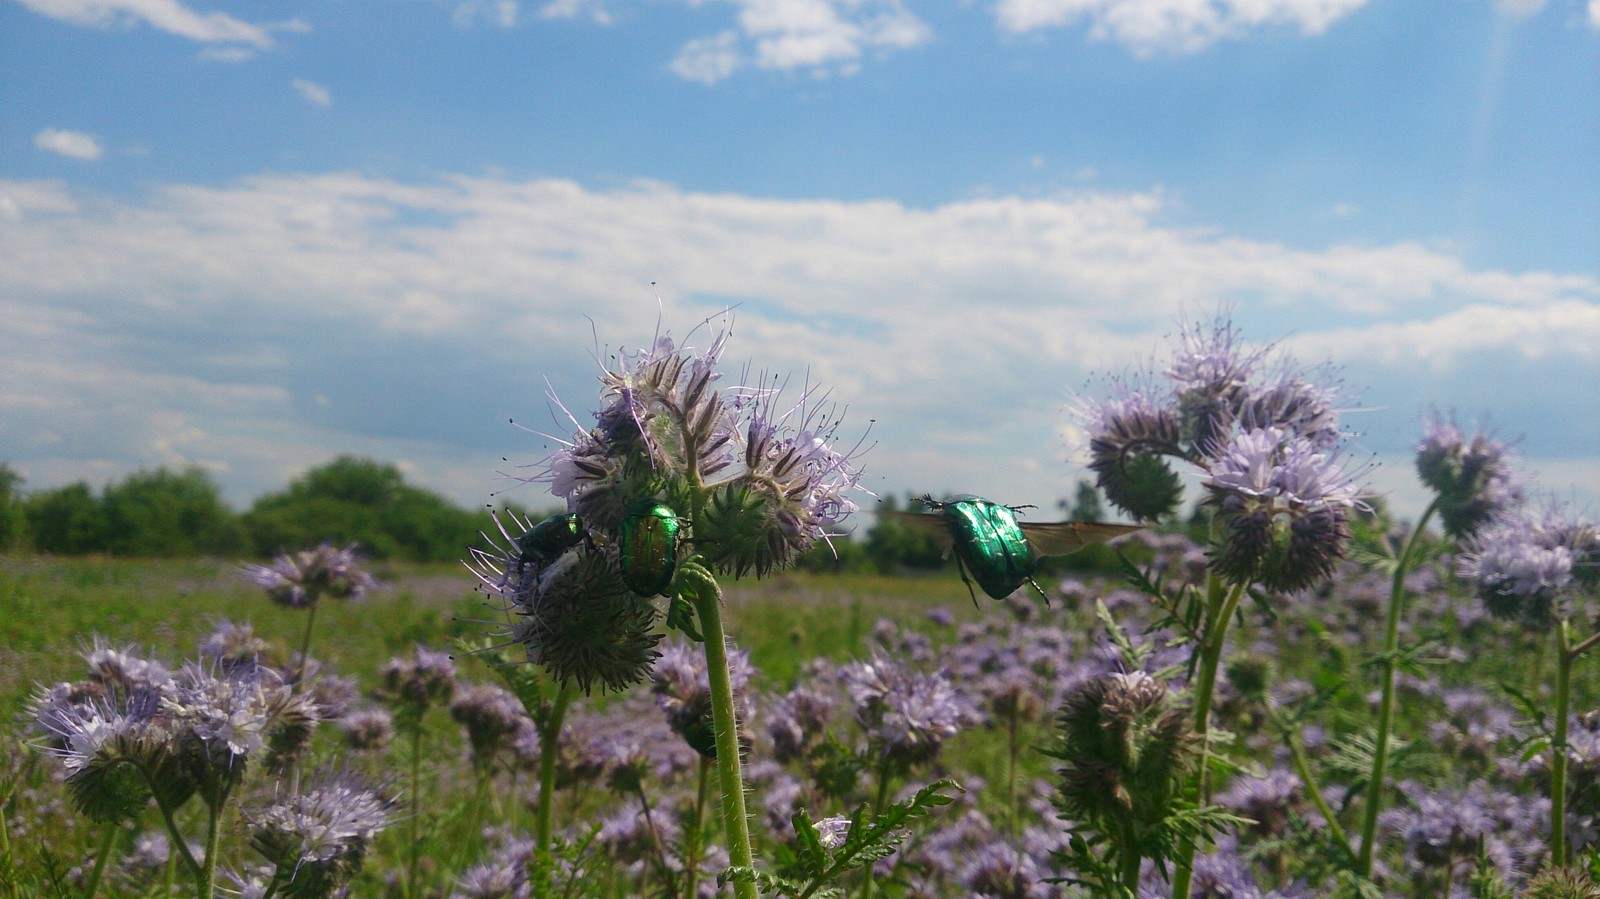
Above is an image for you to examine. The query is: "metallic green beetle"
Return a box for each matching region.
[515,513,587,575]
[619,502,683,597]
[890,494,1141,603]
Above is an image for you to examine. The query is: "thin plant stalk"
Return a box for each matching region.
[1552,617,1573,865]
[685,756,712,899]
[1007,709,1020,839]
[1170,574,1248,899]
[535,685,573,857]
[290,593,321,694]
[683,567,758,899]
[82,822,118,899]
[1356,497,1439,876]
[148,782,203,879]
[858,754,896,899]
[1281,721,1351,852]
[630,783,681,899]
[407,724,425,899]
[199,784,229,899]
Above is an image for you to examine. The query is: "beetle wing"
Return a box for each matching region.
[880,510,957,560]
[1019,520,1143,558]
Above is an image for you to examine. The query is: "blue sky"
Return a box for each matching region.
[2,0,1597,526]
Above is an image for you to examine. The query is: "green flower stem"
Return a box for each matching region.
[147,778,203,879]
[290,594,321,694]
[1553,617,1573,866]
[82,821,118,899]
[199,784,229,899]
[1170,574,1247,899]
[685,756,712,899]
[1007,709,1020,840]
[407,724,425,899]
[535,685,573,857]
[631,783,681,899]
[1117,814,1143,893]
[859,754,895,899]
[683,567,758,899]
[1356,496,1439,877]
[1283,723,1351,853]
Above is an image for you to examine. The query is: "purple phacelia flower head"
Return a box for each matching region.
[1072,314,1358,532]
[246,767,399,892]
[242,542,376,610]
[1416,412,1521,539]
[1459,501,1597,629]
[842,655,972,768]
[1203,427,1364,592]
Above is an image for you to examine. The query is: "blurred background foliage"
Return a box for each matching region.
[0,458,1140,575]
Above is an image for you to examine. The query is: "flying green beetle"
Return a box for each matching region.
[515,513,588,576]
[887,494,1141,604]
[619,502,684,598]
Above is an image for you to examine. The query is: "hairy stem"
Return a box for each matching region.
[684,568,758,899]
[1171,573,1247,899]
[199,784,228,899]
[1357,497,1439,876]
[535,685,573,857]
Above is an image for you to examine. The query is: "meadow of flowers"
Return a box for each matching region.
[3,313,1598,899]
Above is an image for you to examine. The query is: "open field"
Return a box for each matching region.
[2,545,1596,897]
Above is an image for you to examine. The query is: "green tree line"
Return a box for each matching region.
[0,456,1126,573]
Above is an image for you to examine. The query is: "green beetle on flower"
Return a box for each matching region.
[889,494,1140,604]
[619,501,683,597]
[514,512,588,575]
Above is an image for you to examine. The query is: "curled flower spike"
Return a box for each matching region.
[1082,388,1187,522]
[1203,427,1363,593]
[1416,413,1522,539]
[699,375,867,579]
[242,543,376,609]
[1052,671,1200,842]
[1072,315,1358,528]
[513,546,662,694]
[32,684,186,823]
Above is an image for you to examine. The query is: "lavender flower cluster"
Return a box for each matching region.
[1075,319,1366,593]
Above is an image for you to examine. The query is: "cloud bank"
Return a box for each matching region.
[1,173,1594,515]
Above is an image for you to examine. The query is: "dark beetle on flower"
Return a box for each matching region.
[515,513,587,575]
[888,494,1141,604]
[619,502,683,597]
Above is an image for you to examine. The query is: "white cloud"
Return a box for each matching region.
[670,31,744,83]
[291,78,333,108]
[1590,0,1599,28]
[539,0,612,23]
[0,173,1593,514]
[33,128,104,161]
[455,0,521,27]
[12,0,279,49]
[994,0,1368,55]
[667,0,931,82]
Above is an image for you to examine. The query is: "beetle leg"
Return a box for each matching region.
[952,555,981,608]
[1025,575,1051,607]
